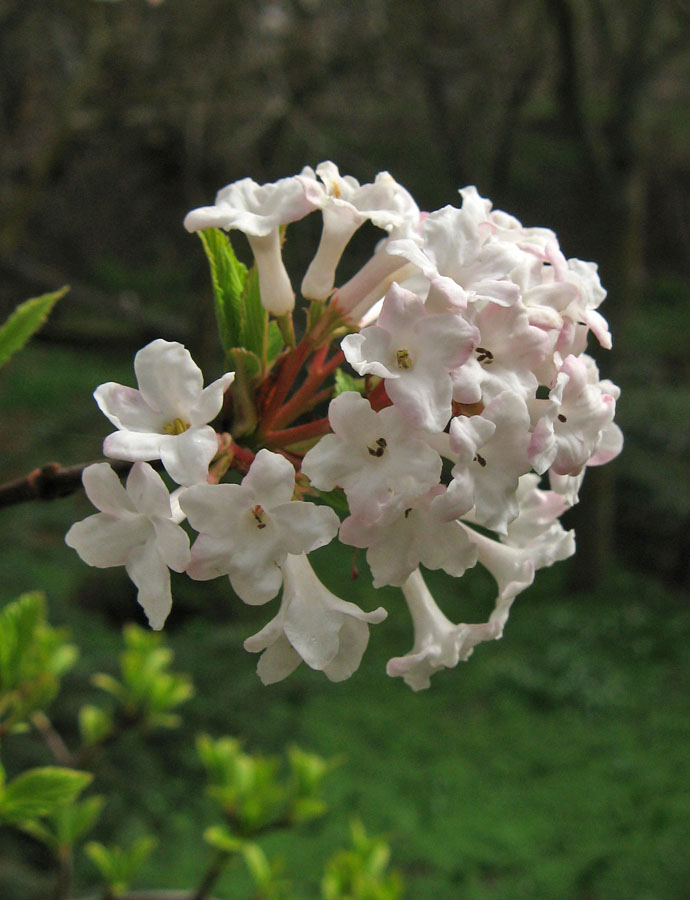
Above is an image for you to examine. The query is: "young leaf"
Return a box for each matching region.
[241,266,269,366]
[197,229,247,355]
[0,767,92,825]
[0,286,68,368]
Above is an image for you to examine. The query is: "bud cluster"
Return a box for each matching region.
[66,163,622,690]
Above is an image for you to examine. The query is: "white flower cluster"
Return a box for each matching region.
[67,163,622,690]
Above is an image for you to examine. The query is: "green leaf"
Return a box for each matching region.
[203,823,244,854]
[79,704,114,745]
[0,767,92,825]
[241,841,272,888]
[266,321,284,365]
[0,592,43,689]
[0,287,68,367]
[85,836,156,896]
[241,266,269,365]
[197,229,247,355]
[334,369,366,397]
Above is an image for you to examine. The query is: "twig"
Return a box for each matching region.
[0,459,133,509]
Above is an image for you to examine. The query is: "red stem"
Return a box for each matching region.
[261,340,311,424]
[270,348,344,429]
[264,417,331,450]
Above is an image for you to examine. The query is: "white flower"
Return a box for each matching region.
[301,391,442,525]
[94,339,234,486]
[184,171,319,315]
[65,463,190,630]
[341,282,478,432]
[339,486,478,588]
[529,354,618,476]
[442,391,532,532]
[180,449,339,605]
[300,162,420,300]
[244,553,387,684]
[386,568,497,691]
[450,299,550,406]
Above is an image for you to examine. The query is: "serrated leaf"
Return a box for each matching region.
[197,229,247,355]
[0,592,44,689]
[0,287,68,367]
[0,767,92,824]
[241,266,269,365]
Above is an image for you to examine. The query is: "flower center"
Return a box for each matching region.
[396,348,412,370]
[476,347,494,365]
[163,417,190,435]
[367,437,387,458]
[251,504,267,529]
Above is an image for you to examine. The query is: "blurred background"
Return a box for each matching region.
[0,1,689,898]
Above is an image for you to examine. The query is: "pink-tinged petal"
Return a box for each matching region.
[229,559,284,606]
[271,502,340,555]
[65,514,150,567]
[126,462,171,518]
[151,517,191,573]
[187,533,233,581]
[431,474,475,522]
[180,482,248,535]
[588,422,623,466]
[448,415,496,464]
[322,618,371,682]
[326,390,377,443]
[159,426,218,486]
[417,519,478,578]
[134,339,204,418]
[125,542,173,630]
[377,283,426,334]
[342,329,396,379]
[583,309,612,349]
[255,634,303,685]
[243,449,296,509]
[94,383,160,432]
[103,430,163,462]
[191,372,235,426]
[468,279,520,307]
[384,364,452,432]
[81,463,134,515]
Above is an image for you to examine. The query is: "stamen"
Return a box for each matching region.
[557,414,567,423]
[251,504,267,529]
[396,348,412,370]
[163,417,190,435]
[474,453,487,467]
[367,437,387,458]
[476,347,494,365]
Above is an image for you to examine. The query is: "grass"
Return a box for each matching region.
[0,344,689,899]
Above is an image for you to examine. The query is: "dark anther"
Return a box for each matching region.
[557,414,567,423]
[367,436,387,457]
[476,347,494,364]
[474,453,487,467]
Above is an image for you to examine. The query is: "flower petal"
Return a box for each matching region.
[125,541,173,630]
[133,339,204,419]
[81,462,134,515]
[159,427,219,486]
[65,514,150,567]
